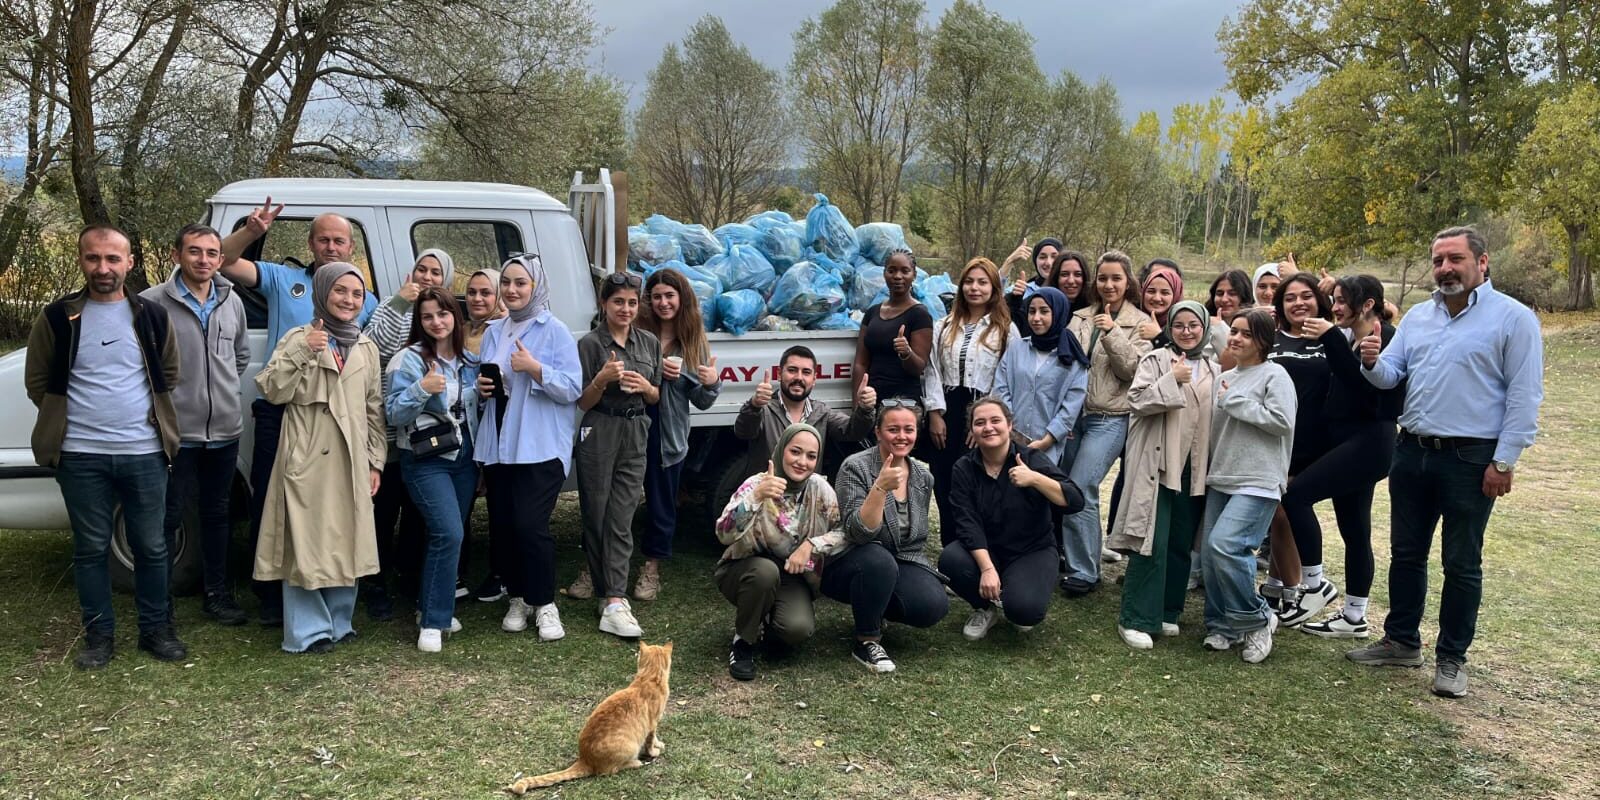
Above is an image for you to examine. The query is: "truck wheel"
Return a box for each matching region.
[110,503,202,595]
[706,456,748,524]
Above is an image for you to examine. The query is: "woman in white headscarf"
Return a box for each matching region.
[253,263,386,654]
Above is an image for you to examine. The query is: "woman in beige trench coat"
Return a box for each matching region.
[253,262,386,654]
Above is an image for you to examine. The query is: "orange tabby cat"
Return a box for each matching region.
[507,642,673,794]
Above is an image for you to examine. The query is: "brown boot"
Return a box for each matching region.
[565,569,594,600]
[633,561,661,602]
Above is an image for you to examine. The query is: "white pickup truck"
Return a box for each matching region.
[0,172,860,590]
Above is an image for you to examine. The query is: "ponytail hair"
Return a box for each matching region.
[1335,274,1392,323]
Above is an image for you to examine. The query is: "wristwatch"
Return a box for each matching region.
[1493,460,1513,474]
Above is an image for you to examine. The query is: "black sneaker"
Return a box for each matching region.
[258,603,283,627]
[851,640,896,673]
[364,586,394,621]
[728,639,757,681]
[1060,576,1098,598]
[137,624,189,662]
[203,593,248,626]
[74,629,115,670]
[474,577,507,603]
[302,638,335,655]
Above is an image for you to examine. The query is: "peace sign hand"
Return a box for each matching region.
[246,196,285,237]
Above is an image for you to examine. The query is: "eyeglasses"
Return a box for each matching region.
[879,398,924,413]
[606,272,643,288]
[1170,322,1206,334]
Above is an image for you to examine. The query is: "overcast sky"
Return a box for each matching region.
[591,0,1248,121]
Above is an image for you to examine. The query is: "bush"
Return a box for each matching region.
[1490,221,1566,311]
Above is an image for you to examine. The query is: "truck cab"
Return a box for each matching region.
[0,172,861,589]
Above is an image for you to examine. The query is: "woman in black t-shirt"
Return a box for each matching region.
[854,249,933,403]
[1260,272,1333,620]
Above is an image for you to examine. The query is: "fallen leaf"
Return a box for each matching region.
[676,700,687,706]
[813,739,825,748]
[90,726,110,733]
[1029,725,1041,733]
[795,701,808,709]
[1090,694,1103,703]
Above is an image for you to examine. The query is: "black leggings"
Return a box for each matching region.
[939,542,1057,627]
[819,543,949,638]
[1280,422,1394,598]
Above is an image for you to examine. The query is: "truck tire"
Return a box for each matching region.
[707,455,748,524]
[109,501,201,595]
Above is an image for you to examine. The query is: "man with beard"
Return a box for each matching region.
[219,199,378,625]
[733,346,876,478]
[1347,225,1544,699]
[26,226,186,668]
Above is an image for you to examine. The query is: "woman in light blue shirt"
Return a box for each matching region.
[993,286,1089,466]
[473,255,583,642]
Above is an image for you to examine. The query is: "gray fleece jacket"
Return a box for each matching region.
[140,274,250,443]
[1206,361,1297,498]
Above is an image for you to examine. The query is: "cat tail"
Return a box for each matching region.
[506,761,594,794]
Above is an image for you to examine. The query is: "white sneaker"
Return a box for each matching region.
[1161,622,1180,637]
[1280,579,1340,627]
[415,612,462,633]
[1241,614,1279,664]
[1119,626,1153,650]
[417,629,443,653]
[1101,546,1124,563]
[502,598,530,632]
[962,607,1001,641]
[599,600,643,638]
[1186,569,1202,591]
[533,603,565,642]
[1301,612,1369,639]
[1202,633,1235,651]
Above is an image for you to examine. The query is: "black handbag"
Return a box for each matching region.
[409,410,461,459]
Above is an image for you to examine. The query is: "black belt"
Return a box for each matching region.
[1399,429,1494,450]
[596,406,646,420]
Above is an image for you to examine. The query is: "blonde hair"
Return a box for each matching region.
[942,258,1012,354]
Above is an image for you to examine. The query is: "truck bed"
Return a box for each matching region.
[694,328,859,426]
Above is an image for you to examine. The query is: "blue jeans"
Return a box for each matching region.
[56,451,170,634]
[401,434,477,631]
[1200,489,1279,638]
[640,407,683,561]
[1061,413,1128,583]
[1384,438,1497,663]
[282,584,357,652]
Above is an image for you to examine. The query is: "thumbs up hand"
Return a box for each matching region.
[420,359,447,394]
[696,355,719,385]
[397,276,421,304]
[755,460,787,503]
[510,338,539,376]
[1359,325,1383,368]
[1170,353,1192,384]
[752,376,774,408]
[596,349,624,386]
[874,452,906,493]
[855,374,877,409]
[1006,238,1033,270]
[1008,452,1038,489]
[305,318,328,353]
[893,324,911,359]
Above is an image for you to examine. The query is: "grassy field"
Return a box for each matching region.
[2,315,1597,799]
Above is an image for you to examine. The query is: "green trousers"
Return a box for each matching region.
[1119,469,1204,635]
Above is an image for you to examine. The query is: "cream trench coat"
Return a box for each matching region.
[252,325,386,590]
[1107,347,1220,557]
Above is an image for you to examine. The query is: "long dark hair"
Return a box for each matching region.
[1335,274,1393,323]
[406,287,467,363]
[1206,269,1253,318]
[1271,272,1333,331]
[1048,250,1092,313]
[639,267,710,367]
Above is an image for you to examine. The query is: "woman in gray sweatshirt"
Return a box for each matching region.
[1200,308,1297,665]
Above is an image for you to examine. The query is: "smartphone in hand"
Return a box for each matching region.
[480,362,508,401]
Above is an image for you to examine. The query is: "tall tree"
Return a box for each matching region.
[1512,83,1600,310]
[790,0,926,224]
[634,16,788,226]
[924,0,1044,264]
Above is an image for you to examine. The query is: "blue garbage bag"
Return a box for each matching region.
[703,244,777,295]
[919,273,958,303]
[643,214,682,236]
[769,261,846,326]
[715,289,767,335]
[744,210,795,229]
[691,280,719,330]
[713,223,761,249]
[676,223,723,266]
[808,312,860,331]
[750,222,804,272]
[642,261,725,297]
[628,225,680,267]
[854,222,907,264]
[804,193,858,262]
[754,315,802,332]
[850,265,886,310]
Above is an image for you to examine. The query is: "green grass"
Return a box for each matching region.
[4,319,1598,799]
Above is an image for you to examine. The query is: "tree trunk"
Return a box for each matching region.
[65,0,111,226]
[1566,223,1595,310]
[115,3,193,294]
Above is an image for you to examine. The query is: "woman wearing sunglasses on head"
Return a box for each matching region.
[571,271,661,639]
[474,255,583,642]
[939,397,1084,641]
[826,400,951,674]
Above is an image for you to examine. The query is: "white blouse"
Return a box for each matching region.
[921,313,1019,413]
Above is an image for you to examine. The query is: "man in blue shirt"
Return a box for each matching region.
[219,198,378,625]
[1346,225,1544,699]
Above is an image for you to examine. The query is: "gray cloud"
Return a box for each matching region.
[590,0,1245,121]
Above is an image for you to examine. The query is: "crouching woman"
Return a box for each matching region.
[713,423,845,681]
[939,397,1084,641]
